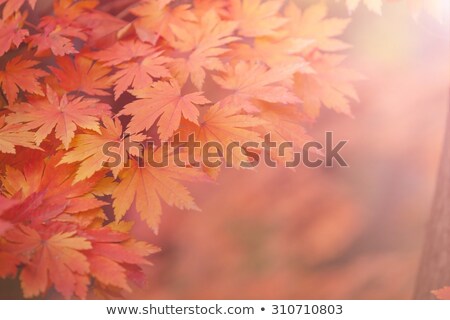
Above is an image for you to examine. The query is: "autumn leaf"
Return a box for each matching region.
[213,61,302,112]
[53,0,100,20]
[0,153,107,222]
[119,80,210,140]
[83,226,159,291]
[0,57,48,104]
[284,2,351,52]
[112,153,205,233]
[49,55,113,96]
[6,85,110,149]
[130,0,197,44]
[255,102,311,163]
[60,117,147,182]
[0,0,37,18]
[90,40,171,99]
[178,103,266,169]
[0,13,29,57]
[227,37,313,68]
[168,9,239,89]
[294,53,362,119]
[0,116,37,153]
[89,40,158,67]
[28,16,87,56]
[229,0,288,37]
[2,224,91,298]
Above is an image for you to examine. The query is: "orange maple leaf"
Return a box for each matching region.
[284,2,351,52]
[227,37,313,68]
[49,55,113,96]
[6,85,110,149]
[0,13,29,57]
[229,0,288,37]
[60,117,146,182]
[53,0,100,20]
[91,40,171,100]
[0,0,37,18]
[112,153,205,233]
[119,80,210,140]
[0,116,37,153]
[28,16,87,56]
[1,153,107,220]
[178,103,265,169]
[213,61,302,112]
[2,224,91,298]
[168,10,239,89]
[0,57,48,104]
[255,102,311,162]
[131,0,197,44]
[83,227,159,291]
[294,53,362,119]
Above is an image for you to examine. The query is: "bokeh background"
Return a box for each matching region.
[122,2,450,299]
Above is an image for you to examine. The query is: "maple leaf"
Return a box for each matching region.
[284,2,351,52]
[0,57,48,104]
[178,103,266,169]
[131,0,197,44]
[0,13,29,57]
[28,16,87,56]
[82,226,159,291]
[0,0,37,18]
[229,0,288,37]
[255,102,311,163]
[227,37,314,68]
[49,56,113,96]
[0,153,108,223]
[6,85,110,149]
[119,80,210,140]
[60,117,147,182]
[433,287,450,300]
[112,153,205,233]
[2,224,91,298]
[0,116,37,153]
[168,10,239,89]
[212,61,302,112]
[89,40,158,66]
[294,53,362,119]
[90,40,171,99]
[53,0,100,20]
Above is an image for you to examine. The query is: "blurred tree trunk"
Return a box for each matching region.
[414,92,450,299]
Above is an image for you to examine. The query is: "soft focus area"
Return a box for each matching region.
[126,3,450,299]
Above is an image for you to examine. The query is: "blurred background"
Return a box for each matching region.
[125,1,450,299]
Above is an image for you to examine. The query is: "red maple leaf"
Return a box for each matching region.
[0,13,29,56]
[119,80,210,140]
[49,55,113,96]
[6,85,110,149]
[0,57,48,104]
